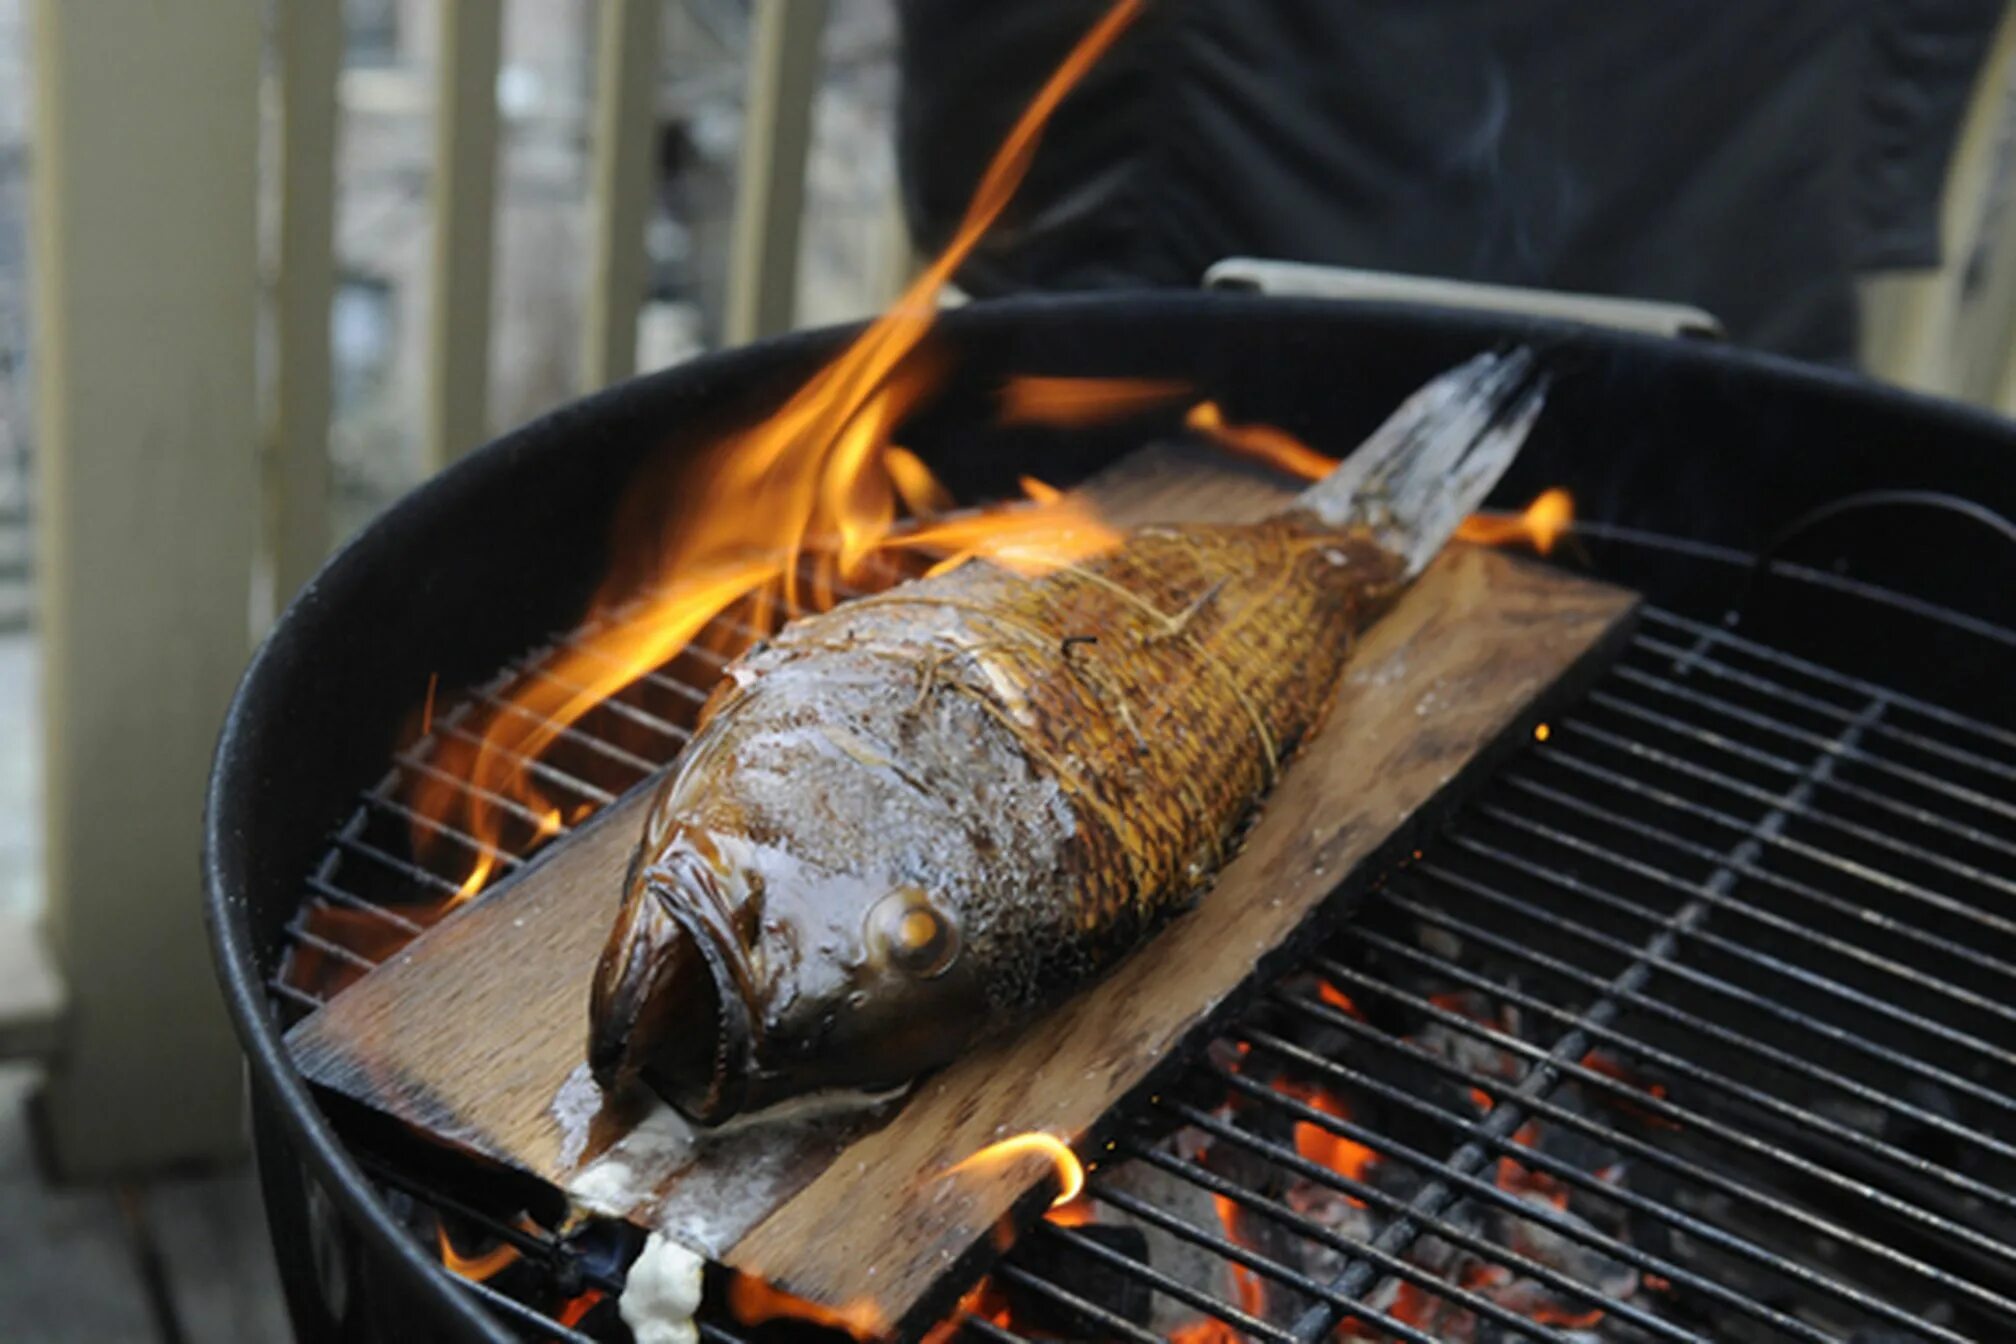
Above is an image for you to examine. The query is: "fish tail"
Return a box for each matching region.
[1295,349,1548,579]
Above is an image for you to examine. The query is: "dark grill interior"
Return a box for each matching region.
[272,549,2016,1342]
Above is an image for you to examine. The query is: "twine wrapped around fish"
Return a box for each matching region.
[590,351,1549,1123]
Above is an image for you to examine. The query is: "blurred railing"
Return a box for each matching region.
[18,0,842,1177]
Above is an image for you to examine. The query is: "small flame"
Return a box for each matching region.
[402,0,1145,901]
[921,1277,1015,1344]
[1181,400,1576,556]
[1533,721,1552,742]
[945,1131,1086,1207]
[1185,402,1337,481]
[556,1289,603,1328]
[1000,375,1191,427]
[1043,1192,1098,1227]
[1167,1195,1265,1343]
[1270,1078,1380,1188]
[1454,487,1574,554]
[435,1223,525,1283]
[725,1274,884,1341]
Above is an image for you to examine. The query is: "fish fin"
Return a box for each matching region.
[1294,349,1548,579]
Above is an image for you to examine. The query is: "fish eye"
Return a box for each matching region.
[866,887,960,978]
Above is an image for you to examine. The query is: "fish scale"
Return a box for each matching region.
[589,350,1544,1121]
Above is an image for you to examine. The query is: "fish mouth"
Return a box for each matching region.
[588,863,760,1124]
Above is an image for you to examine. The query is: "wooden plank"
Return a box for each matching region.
[583,0,664,388]
[288,448,1634,1328]
[724,0,828,344]
[28,0,259,1176]
[424,0,504,470]
[0,914,63,1063]
[271,0,343,603]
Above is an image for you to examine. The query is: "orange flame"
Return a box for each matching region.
[921,1276,1015,1344]
[556,1289,603,1328]
[726,1274,884,1341]
[435,1223,525,1283]
[1000,375,1191,427]
[1044,1192,1099,1226]
[1181,400,1576,557]
[1454,487,1574,554]
[1167,1194,1265,1343]
[1270,1078,1379,1189]
[945,1131,1086,1207]
[1184,402,1337,481]
[404,0,1145,902]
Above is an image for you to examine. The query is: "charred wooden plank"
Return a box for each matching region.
[287,446,1636,1334]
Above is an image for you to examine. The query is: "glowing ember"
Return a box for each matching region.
[725,1273,884,1341]
[1184,401,1338,481]
[945,1130,1086,1207]
[999,375,1191,426]
[1580,1049,1681,1129]
[1454,486,1574,554]
[404,0,1146,902]
[1316,980,1365,1018]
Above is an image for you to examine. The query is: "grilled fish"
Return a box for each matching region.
[589,352,1546,1123]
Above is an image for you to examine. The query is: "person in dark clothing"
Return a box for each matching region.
[896,1,2004,365]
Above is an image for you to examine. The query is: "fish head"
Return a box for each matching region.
[588,813,989,1124]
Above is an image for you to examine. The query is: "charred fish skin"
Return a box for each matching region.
[590,350,1547,1122]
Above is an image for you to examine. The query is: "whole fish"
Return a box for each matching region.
[589,352,1546,1123]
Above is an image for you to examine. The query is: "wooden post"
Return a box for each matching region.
[271,0,343,603]
[29,0,260,1175]
[583,0,664,388]
[424,0,503,470]
[724,0,827,345]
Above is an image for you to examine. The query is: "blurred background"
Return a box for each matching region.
[2,1,2015,1339]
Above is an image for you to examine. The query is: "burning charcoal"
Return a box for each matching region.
[1097,1157,1253,1335]
[1005,1225,1153,1335]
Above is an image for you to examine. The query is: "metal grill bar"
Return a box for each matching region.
[360,793,530,868]
[1304,955,2016,1280]
[1229,1019,1989,1337]
[1641,609,2016,755]
[1495,774,2016,991]
[1086,1150,1468,1344]
[1269,691,1915,1340]
[1132,1107,1692,1343]
[1533,746,2016,944]
[1035,1219,1296,1343]
[1389,871,2016,1145]
[1467,804,2016,1040]
[1559,716,2016,910]
[1601,665,2016,826]
[1628,632,2016,788]
[430,721,619,805]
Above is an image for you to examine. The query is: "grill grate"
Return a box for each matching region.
[275,596,2016,1342]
